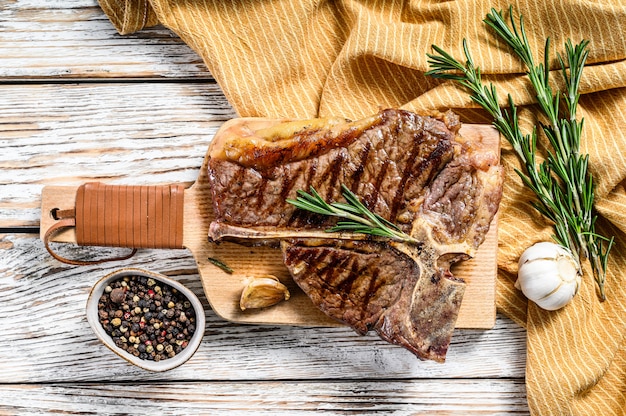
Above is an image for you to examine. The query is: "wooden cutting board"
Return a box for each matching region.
[40,122,500,329]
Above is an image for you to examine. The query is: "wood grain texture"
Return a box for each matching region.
[0,381,530,415]
[0,0,210,80]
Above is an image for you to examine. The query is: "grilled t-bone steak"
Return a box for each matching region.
[207,108,503,362]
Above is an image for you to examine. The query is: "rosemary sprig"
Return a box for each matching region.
[425,6,614,300]
[286,184,419,245]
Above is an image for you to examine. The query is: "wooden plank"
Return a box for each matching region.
[0,233,526,383]
[1,1,529,413]
[0,82,237,227]
[0,0,210,80]
[0,380,530,414]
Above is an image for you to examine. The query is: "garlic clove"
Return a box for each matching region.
[239,275,290,311]
[534,279,579,311]
[516,242,581,311]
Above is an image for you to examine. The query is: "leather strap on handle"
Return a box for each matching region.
[44,182,185,265]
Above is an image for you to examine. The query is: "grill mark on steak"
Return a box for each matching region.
[279,165,296,202]
[390,130,423,221]
[305,158,318,192]
[368,156,391,209]
[255,175,267,211]
[206,108,503,362]
[285,161,317,226]
[325,151,345,203]
[348,140,371,194]
[309,246,361,298]
[365,267,381,307]
[337,255,362,295]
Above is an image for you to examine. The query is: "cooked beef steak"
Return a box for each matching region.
[281,239,465,362]
[207,108,503,362]
[208,109,460,238]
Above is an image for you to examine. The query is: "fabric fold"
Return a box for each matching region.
[98,0,159,35]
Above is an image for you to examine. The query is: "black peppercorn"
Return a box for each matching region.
[98,274,197,362]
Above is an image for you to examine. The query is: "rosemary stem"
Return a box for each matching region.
[327,206,370,226]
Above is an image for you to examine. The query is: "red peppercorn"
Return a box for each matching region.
[147,289,155,298]
[123,312,131,320]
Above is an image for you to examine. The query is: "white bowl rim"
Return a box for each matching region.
[86,267,205,372]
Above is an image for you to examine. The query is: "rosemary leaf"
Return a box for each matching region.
[207,257,234,274]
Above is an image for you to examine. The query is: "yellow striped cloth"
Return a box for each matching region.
[99,1,626,414]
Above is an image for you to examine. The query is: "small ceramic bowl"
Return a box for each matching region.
[86,267,205,372]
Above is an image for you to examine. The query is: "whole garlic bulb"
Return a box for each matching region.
[515,242,581,311]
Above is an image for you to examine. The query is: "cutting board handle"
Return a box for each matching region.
[43,182,185,265]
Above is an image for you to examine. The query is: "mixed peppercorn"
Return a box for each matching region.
[97,275,197,362]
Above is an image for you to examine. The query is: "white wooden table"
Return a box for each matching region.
[0,2,530,414]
